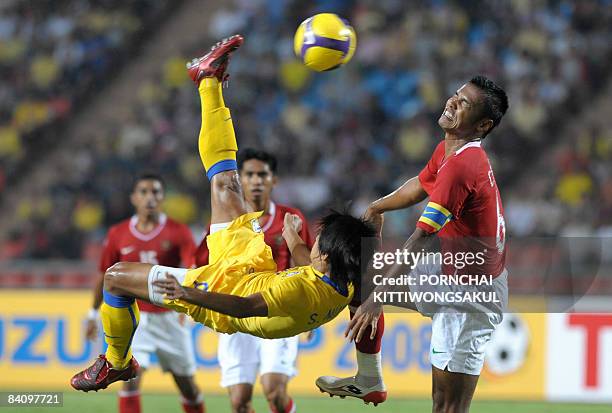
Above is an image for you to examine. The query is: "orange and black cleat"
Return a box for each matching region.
[70,354,139,392]
[186,34,244,85]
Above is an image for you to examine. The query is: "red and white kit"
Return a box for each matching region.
[416,140,509,375]
[100,214,197,375]
[195,201,313,387]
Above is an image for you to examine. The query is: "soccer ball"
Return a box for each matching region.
[294,13,356,72]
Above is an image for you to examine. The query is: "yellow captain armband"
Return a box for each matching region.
[418,202,453,232]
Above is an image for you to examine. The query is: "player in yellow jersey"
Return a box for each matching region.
[71,35,377,392]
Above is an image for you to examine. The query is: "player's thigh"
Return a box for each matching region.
[210,170,247,225]
[259,336,299,379]
[431,366,479,413]
[104,262,153,300]
[218,333,260,388]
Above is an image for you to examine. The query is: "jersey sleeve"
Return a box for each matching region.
[417,158,474,233]
[418,142,445,195]
[177,224,197,268]
[99,227,120,273]
[260,276,305,317]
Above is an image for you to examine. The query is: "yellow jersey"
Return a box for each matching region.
[164,212,354,338]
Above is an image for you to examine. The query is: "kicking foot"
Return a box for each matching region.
[316,375,387,406]
[70,354,139,392]
[187,34,244,84]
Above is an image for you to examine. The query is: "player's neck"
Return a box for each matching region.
[247,198,271,216]
[443,134,478,156]
[135,213,160,233]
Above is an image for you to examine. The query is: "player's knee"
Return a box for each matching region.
[432,386,448,413]
[104,262,131,295]
[229,393,251,413]
[263,386,286,412]
[432,392,468,413]
[211,171,241,194]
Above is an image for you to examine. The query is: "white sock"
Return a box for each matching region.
[355,350,383,387]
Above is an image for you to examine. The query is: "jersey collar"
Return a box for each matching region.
[313,268,348,297]
[261,201,276,233]
[455,140,482,155]
[129,213,167,241]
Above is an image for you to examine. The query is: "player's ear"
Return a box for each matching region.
[271,175,278,186]
[477,118,493,138]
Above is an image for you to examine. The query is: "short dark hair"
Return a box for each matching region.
[238,148,278,174]
[469,75,509,138]
[317,210,377,290]
[132,172,165,192]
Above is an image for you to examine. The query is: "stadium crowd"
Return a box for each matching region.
[1,0,611,261]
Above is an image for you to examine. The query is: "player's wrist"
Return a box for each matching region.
[367,203,384,215]
[284,230,303,250]
[87,308,99,320]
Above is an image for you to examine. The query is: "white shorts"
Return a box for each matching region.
[132,310,197,376]
[410,261,508,375]
[217,332,299,387]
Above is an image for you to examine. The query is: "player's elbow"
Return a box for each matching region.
[233,295,268,318]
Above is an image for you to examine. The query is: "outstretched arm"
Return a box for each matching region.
[368,176,428,214]
[153,274,268,318]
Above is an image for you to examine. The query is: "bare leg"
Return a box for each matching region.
[210,170,247,224]
[104,262,153,300]
[227,383,254,413]
[173,374,204,412]
[261,373,292,413]
[431,366,479,413]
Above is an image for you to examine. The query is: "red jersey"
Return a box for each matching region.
[100,214,196,312]
[195,201,314,270]
[417,141,506,277]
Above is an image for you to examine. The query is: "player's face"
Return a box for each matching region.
[310,235,328,273]
[130,179,164,216]
[438,83,488,138]
[240,159,277,206]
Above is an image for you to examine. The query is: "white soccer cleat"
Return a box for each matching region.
[315,376,387,406]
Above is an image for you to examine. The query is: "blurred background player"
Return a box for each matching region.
[194,148,313,413]
[86,173,204,413]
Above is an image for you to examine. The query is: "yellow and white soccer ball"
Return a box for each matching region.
[294,13,356,72]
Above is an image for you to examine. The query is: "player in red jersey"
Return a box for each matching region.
[85,173,204,413]
[195,148,313,413]
[323,76,509,413]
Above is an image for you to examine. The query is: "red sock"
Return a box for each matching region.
[354,311,384,353]
[284,398,295,413]
[118,391,141,413]
[181,394,205,413]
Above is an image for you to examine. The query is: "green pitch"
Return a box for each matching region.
[3,393,610,413]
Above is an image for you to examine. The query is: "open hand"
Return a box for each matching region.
[153,273,186,300]
[344,297,383,343]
